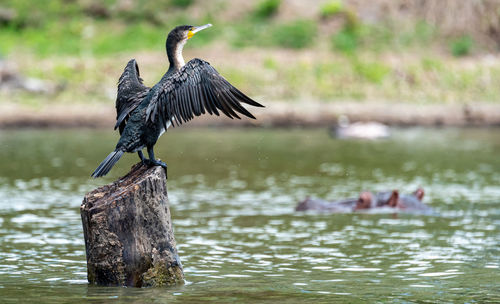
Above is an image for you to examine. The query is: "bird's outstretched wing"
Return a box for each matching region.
[146,58,264,128]
[115,59,150,133]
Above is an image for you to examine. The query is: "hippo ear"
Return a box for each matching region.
[387,190,399,207]
[414,188,424,201]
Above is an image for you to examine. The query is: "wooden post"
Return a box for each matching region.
[80,163,184,287]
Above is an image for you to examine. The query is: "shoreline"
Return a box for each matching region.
[1,101,500,129]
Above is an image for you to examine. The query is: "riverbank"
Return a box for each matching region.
[3,46,500,130]
[2,101,499,129]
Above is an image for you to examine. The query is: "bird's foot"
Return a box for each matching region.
[154,160,167,169]
[144,159,167,168]
[144,159,168,178]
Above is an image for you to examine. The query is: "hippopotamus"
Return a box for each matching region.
[296,188,433,214]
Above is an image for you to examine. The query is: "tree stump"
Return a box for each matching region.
[80,163,184,287]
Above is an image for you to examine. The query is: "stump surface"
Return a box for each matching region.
[81,163,184,287]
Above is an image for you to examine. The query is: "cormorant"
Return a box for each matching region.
[92,24,264,178]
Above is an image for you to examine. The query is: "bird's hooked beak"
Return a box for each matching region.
[188,23,212,39]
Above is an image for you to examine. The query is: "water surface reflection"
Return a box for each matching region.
[0,128,499,303]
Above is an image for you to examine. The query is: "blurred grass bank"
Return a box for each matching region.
[1,0,500,127]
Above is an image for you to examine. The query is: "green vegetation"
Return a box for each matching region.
[0,0,484,58]
[332,28,359,53]
[450,35,474,57]
[271,20,316,49]
[254,0,281,19]
[170,0,194,8]
[352,59,390,84]
[229,20,315,49]
[320,0,344,18]
[330,20,437,55]
[1,22,165,56]
[1,0,499,106]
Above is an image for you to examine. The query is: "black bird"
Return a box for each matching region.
[92,24,264,178]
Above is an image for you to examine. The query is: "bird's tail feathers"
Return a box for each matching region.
[91,150,124,178]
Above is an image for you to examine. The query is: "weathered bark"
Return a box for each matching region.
[81,163,184,287]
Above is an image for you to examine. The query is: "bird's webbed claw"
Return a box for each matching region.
[144,158,168,179]
[144,158,167,168]
[153,159,167,169]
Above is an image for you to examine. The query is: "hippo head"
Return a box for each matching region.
[414,187,424,201]
[355,191,374,210]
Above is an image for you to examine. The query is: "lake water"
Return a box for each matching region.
[0,128,499,303]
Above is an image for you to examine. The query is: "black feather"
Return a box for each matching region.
[216,87,240,119]
[202,81,219,116]
[144,58,263,128]
[231,87,264,107]
[91,150,124,178]
[224,91,256,119]
[190,85,201,116]
[115,59,150,132]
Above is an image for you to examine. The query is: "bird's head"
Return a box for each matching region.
[167,24,212,45]
[166,24,212,70]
